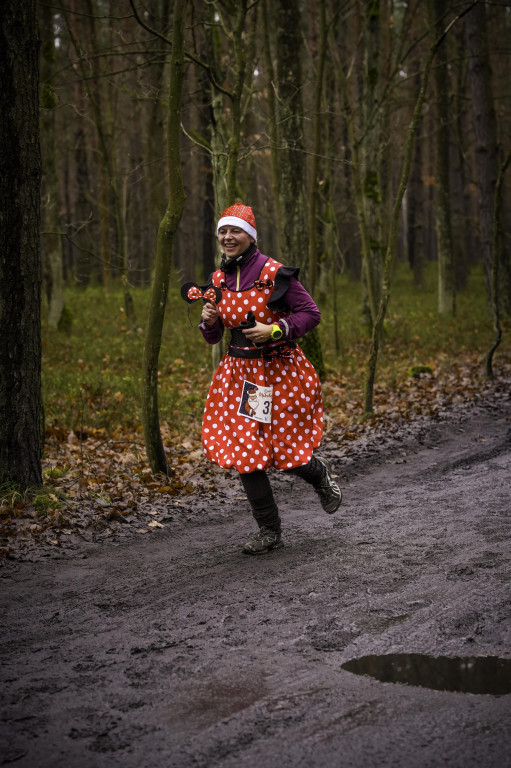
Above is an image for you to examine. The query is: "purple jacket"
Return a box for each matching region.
[199,249,320,344]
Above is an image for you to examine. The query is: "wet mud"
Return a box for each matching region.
[1,396,511,767]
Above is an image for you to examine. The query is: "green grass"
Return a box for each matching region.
[42,279,213,435]
[42,262,508,436]
[318,260,507,384]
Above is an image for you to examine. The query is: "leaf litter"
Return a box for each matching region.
[1,352,510,561]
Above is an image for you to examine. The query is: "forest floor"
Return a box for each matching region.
[1,374,511,767]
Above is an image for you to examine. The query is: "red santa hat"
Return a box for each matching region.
[217,203,257,242]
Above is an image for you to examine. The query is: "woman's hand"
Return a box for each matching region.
[242,321,273,344]
[201,302,219,326]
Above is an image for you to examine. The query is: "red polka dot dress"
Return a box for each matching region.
[202,258,323,473]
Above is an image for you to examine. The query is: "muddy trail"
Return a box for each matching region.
[1,397,511,768]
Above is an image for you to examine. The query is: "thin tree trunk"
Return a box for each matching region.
[73,75,92,286]
[308,0,327,295]
[142,0,187,475]
[276,0,308,277]
[66,1,135,321]
[223,0,247,206]
[363,3,477,414]
[484,149,511,378]
[361,0,385,325]
[430,0,456,315]
[0,0,43,486]
[262,0,281,258]
[407,57,425,288]
[276,0,324,378]
[364,43,436,413]
[40,2,64,330]
[465,0,499,309]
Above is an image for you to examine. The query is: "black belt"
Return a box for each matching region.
[227,340,296,360]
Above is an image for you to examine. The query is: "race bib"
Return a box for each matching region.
[238,380,273,424]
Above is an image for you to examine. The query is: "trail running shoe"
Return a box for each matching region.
[315,455,342,514]
[242,526,284,555]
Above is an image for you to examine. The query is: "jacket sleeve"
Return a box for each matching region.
[199,317,224,345]
[268,268,321,340]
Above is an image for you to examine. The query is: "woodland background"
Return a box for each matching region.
[40,0,511,313]
[1,0,511,549]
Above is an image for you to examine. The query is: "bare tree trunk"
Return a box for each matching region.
[196,69,216,280]
[363,3,477,414]
[262,0,281,258]
[364,42,436,413]
[485,149,511,379]
[308,0,327,296]
[360,0,385,325]
[275,0,324,378]
[40,2,65,330]
[66,0,135,322]
[407,56,425,288]
[199,0,253,369]
[0,0,43,486]
[73,75,93,286]
[276,0,309,276]
[465,1,499,309]
[430,0,456,315]
[142,0,187,475]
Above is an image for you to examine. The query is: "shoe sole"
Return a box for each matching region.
[324,486,342,514]
[316,455,342,514]
[242,541,284,555]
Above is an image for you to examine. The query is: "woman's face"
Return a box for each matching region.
[218,226,253,260]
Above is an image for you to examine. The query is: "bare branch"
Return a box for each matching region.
[128,0,234,99]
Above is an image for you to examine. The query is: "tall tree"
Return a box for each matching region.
[142,0,187,475]
[308,0,328,295]
[274,0,324,377]
[429,0,456,315]
[275,0,309,276]
[0,0,43,486]
[359,0,386,324]
[465,0,500,309]
[40,2,65,330]
[485,149,511,378]
[406,12,427,289]
[363,2,477,413]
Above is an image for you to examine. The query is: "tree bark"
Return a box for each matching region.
[0,0,43,486]
[485,149,511,379]
[364,41,437,413]
[142,0,187,475]
[360,0,385,325]
[308,0,327,296]
[40,2,65,330]
[275,0,324,378]
[465,1,499,308]
[430,0,456,315]
[363,2,477,414]
[262,0,281,258]
[276,0,309,277]
[406,56,425,288]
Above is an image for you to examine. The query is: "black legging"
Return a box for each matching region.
[239,456,325,533]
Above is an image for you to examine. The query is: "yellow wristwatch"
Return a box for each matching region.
[270,323,283,341]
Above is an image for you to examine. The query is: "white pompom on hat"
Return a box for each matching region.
[217,202,257,242]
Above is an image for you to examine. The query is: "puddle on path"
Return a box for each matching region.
[341,653,511,696]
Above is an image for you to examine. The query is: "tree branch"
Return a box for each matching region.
[128,0,234,99]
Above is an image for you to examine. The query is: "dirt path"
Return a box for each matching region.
[1,399,511,768]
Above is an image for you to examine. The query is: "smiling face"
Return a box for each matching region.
[218,226,253,260]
